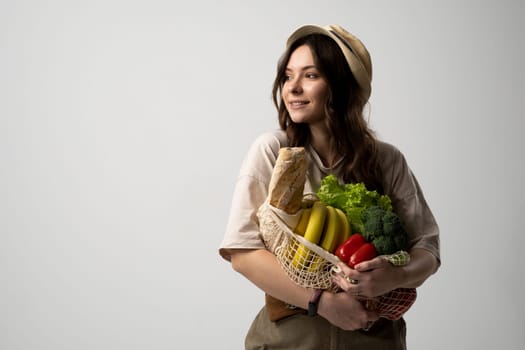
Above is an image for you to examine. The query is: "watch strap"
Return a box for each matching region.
[308,289,324,316]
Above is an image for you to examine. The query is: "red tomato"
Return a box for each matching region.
[335,234,366,263]
[348,242,377,268]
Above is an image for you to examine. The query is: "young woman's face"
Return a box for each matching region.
[282,45,329,127]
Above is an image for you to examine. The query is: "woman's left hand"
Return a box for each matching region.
[332,256,404,298]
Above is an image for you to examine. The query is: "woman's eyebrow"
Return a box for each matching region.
[285,65,318,71]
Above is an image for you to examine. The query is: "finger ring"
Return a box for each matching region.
[344,276,359,285]
[350,278,358,285]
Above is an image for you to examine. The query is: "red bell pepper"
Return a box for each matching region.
[335,233,366,263]
[348,242,377,268]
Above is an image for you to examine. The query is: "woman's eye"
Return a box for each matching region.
[306,73,318,79]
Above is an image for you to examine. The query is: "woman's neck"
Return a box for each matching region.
[309,125,342,169]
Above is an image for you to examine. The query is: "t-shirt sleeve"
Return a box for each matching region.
[379,143,441,264]
[218,132,284,262]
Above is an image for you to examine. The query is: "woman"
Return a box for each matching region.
[219,24,440,349]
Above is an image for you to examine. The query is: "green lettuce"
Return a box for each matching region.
[316,174,392,234]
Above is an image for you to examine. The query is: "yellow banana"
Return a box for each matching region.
[291,201,327,268]
[309,205,341,271]
[319,206,341,252]
[294,208,312,236]
[284,208,312,260]
[335,207,351,246]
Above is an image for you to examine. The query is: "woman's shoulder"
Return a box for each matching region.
[252,129,288,149]
[376,139,405,163]
[246,129,288,157]
[238,129,288,180]
[375,139,411,184]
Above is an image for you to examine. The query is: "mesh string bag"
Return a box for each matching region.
[258,200,418,319]
[361,288,417,320]
[257,198,342,292]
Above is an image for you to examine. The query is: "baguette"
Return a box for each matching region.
[268,147,308,214]
[262,147,310,322]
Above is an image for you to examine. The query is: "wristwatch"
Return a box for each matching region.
[308,289,324,316]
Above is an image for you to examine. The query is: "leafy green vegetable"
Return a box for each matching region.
[317,174,392,234]
[371,235,396,256]
[316,174,348,209]
[362,205,409,255]
[362,206,386,241]
[316,174,409,255]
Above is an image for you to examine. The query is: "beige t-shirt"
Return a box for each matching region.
[219,130,440,263]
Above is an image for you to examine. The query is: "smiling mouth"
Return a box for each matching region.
[289,101,309,107]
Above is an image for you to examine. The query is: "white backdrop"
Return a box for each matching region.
[2,0,524,349]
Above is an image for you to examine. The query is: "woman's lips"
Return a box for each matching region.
[288,100,309,108]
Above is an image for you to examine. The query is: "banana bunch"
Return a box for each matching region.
[291,201,350,271]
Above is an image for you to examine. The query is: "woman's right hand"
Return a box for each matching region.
[317,291,379,331]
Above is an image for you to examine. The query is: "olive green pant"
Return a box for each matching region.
[245,306,406,350]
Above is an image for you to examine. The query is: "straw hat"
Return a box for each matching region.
[286,24,373,101]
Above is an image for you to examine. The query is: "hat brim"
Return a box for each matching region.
[286,24,371,100]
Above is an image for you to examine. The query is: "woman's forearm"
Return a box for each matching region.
[230,248,312,309]
[399,248,440,288]
[231,248,397,330]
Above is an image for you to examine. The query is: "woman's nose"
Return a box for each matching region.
[289,77,303,94]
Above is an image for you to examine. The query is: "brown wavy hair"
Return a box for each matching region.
[272,34,383,191]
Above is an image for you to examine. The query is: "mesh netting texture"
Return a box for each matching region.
[258,201,341,291]
[258,200,417,320]
[362,288,417,320]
